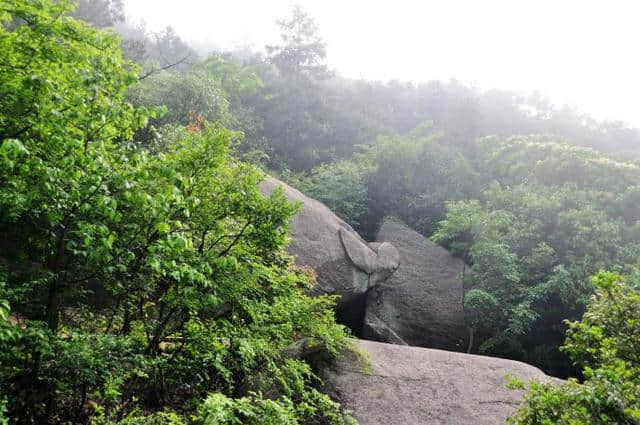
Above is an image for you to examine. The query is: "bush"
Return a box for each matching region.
[508,272,640,424]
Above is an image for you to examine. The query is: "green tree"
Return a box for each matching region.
[292,158,371,230]
[70,0,124,28]
[266,5,328,80]
[0,2,352,423]
[364,125,478,235]
[71,0,124,28]
[509,272,640,425]
[0,0,149,333]
[129,55,263,149]
[291,124,478,235]
[249,6,338,170]
[432,177,638,375]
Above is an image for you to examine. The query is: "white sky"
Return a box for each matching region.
[124,0,640,127]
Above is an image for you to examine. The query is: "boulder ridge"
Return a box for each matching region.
[317,339,559,425]
[364,219,467,351]
[260,177,399,307]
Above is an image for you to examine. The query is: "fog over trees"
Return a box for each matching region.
[1,1,640,424]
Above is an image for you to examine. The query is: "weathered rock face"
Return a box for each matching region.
[317,339,559,425]
[363,219,467,351]
[260,177,399,306]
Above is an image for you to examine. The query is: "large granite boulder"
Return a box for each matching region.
[363,219,467,351]
[260,177,399,305]
[317,339,559,425]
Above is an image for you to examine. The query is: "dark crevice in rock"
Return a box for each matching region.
[334,292,367,337]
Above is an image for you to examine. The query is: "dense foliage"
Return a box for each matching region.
[292,125,477,237]
[509,271,640,424]
[0,1,352,424]
[4,0,640,422]
[292,127,640,376]
[431,136,640,375]
[96,0,640,378]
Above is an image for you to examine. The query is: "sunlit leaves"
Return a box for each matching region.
[0,2,350,423]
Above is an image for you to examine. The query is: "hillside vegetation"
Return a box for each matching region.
[0,2,352,423]
[1,1,640,424]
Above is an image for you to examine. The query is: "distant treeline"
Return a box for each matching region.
[76,0,640,172]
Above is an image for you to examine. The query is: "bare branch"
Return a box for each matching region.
[138,53,192,81]
[216,221,252,257]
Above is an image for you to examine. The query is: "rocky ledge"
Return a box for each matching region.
[316,339,559,425]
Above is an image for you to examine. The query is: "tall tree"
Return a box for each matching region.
[70,0,124,28]
[0,2,353,423]
[266,5,328,80]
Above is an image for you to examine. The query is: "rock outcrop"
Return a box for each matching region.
[260,177,399,306]
[317,339,558,425]
[363,219,467,351]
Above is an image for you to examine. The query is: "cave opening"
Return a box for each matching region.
[334,292,368,338]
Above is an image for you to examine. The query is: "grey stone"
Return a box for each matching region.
[363,219,467,351]
[260,177,399,305]
[362,315,408,346]
[370,242,401,286]
[340,227,378,274]
[317,339,560,425]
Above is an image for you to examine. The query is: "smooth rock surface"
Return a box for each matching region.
[260,177,399,305]
[369,242,401,286]
[363,219,467,351]
[317,339,558,425]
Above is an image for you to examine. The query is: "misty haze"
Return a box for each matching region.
[1,1,640,424]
